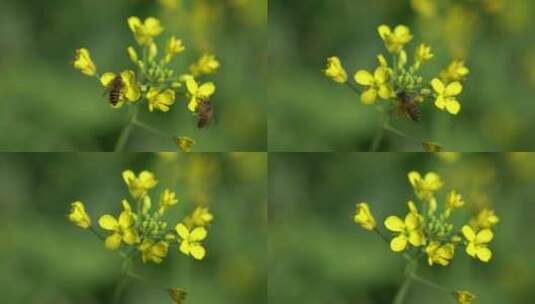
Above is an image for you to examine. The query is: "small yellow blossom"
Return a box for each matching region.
[440,60,470,82]
[185,78,215,112]
[462,225,493,262]
[159,189,179,211]
[175,136,195,152]
[190,53,220,76]
[185,206,214,228]
[146,87,176,112]
[127,46,138,64]
[176,223,207,260]
[165,36,185,63]
[415,43,434,63]
[73,48,97,76]
[99,211,138,250]
[128,16,164,46]
[122,170,158,199]
[446,190,465,210]
[323,56,348,83]
[353,202,376,230]
[408,171,443,200]
[68,201,91,229]
[411,0,436,18]
[377,24,413,53]
[100,70,141,107]
[425,242,455,266]
[354,67,394,104]
[470,208,500,230]
[139,239,169,263]
[431,79,462,115]
[454,290,476,304]
[384,212,426,252]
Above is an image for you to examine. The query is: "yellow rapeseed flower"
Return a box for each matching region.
[323,56,348,83]
[384,212,426,252]
[454,290,476,304]
[377,24,413,53]
[68,201,92,229]
[122,170,158,199]
[353,202,376,230]
[159,188,179,211]
[425,242,455,266]
[100,70,141,107]
[175,136,195,152]
[185,77,215,112]
[190,54,220,76]
[139,239,169,263]
[99,211,138,250]
[146,87,176,112]
[354,67,394,104]
[185,206,214,228]
[176,223,207,260]
[128,16,164,46]
[470,208,499,230]
[73,48,97,76]
[165,36,185,63]
[408,171,443,201]
[446,190,465,210]
[440,60,470,82]
[431,78,462,115]
[415,43,434,63]
[462,225,493,262]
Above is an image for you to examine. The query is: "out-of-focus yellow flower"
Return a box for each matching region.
[99,211,138,250]
[139,239,169,263]
[462,225,493,262]
[159,189,179,211]
[470,208,499,229]
[122,170,158,199]
[159,0,180,10]
[353,202,376,231]
[446,190,465,210]
[408,171,443,200]
[146,87,176,112]
[385,212,426,252]
[185,78,215,112]
[100,70,141,107]
[454,290,476,304]
[127,46,138,64]
[175,136,195,152]
[425,242,455,266]
[354,67,394,104]
[68,201,91,229]
[128,16,164,46]
[411,0,436,18]
[377,24,413,53]
[185,206,214,228]
[415,43,434,64]
[73,48,97,76]
[436,152,461,162]
[440,60,470,82]
[176,223,207,260]
[190,54,220,76]
[323,56,348,83]
[431,79,462,115]
[165,36,185,63]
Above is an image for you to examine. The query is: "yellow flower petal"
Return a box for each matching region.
[475,229,493,244]
[462,225,476,241]
[123,229,137,245]
[445,82,463,96]
[361,88,378,104]
[186,78,198,94]
[404,213,420,230]
[176,223,189,239]
[390,235,408,252]
[197,82,215,98]
[100,73,116,87]
[190,244,206,260]
[408,171,421,186]
[179,240,190,255]
[99,215,119,231]
[105,233,122,250]
[118,211,133,228]
[476,247,492,262]
[431,78,445,94]
[377,25,392,39]
[385,216,405,232]
[354,70,375,86]
[466,242,477,257]
[446,99,461,115]
[190,227,207,241]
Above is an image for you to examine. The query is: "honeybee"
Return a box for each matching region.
[106,75,125,106]
[196,100,214,128]
[396,91,420,122]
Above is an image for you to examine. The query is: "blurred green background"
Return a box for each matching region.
[269,152,535,303]
[0,0,267,151]
[268,0,535,151]
[0,152,267,303]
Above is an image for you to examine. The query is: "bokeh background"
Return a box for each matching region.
[0,152,267,303]
[0,0,267,151]
[269,0,535,151]
[269,152,535,303]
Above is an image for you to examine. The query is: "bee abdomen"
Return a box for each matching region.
[109,91,121,105]
[407,103,420,121]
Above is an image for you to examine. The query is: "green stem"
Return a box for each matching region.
[410,273,451,293]
[373,228,412,262]
[132,119,173,139]
[345,81,363,94]
[114,106,139,151]
[111,258,133,304]
[393,260,418,304]
[383,123,422,144]
[370,111,391,152]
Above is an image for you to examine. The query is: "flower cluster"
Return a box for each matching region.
[324,24,470,116]
[353,170,500,304]
[67,169,214,263]
[72,16,220,118]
